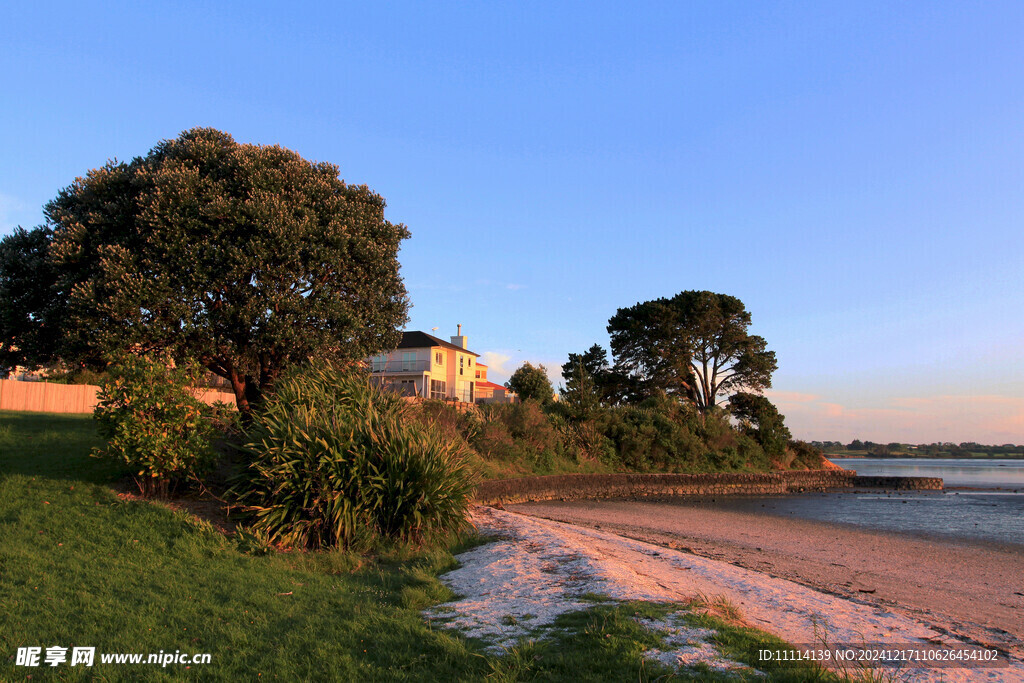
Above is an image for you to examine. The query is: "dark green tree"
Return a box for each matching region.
[506,362,554,404]
[5,128,410,413]
[559,344,640,406]
[560,344,610,412]
[0,226,63,375]
[607,291,777,412]
[561,344,610,383]
[729,392,791,458]
[560,355,601,419]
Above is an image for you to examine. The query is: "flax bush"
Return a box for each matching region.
[234,366,474,550]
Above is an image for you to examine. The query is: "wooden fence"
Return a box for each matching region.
[0,380,237,414]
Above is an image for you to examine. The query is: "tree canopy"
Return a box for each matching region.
[0,128,410,412]
[729,391,791,458]
[506,362,555,404]
[606,291,777,412]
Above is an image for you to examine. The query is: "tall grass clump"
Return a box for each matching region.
[233,365,474,550]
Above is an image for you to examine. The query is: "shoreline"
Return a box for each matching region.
[443,505,1024,681]
[508,499,1024,660]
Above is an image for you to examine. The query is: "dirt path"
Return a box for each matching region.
[509,500,1024,658]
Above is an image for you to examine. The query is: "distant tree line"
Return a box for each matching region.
[816,440,1023,457]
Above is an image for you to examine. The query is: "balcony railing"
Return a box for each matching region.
[370,360,430,373]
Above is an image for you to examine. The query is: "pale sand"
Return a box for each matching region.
[511,499,1024,657]
[431,506,1024,681]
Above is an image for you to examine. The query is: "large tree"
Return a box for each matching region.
[3,128,410,413]
[607,291,777,412]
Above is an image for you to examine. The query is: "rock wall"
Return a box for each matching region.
[474,470,942,505]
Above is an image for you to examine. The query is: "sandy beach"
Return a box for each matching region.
[509,499,1024,657]
[431,506,1024,681]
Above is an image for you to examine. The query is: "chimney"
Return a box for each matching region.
[451,324,468,349]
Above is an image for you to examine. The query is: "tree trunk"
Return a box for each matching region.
[243,375,262,413]
[228,366,252,418]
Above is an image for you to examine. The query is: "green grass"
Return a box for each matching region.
[484,602,835,682]
[1,410,836,681]
[1,412,495,680]
[0,410,114,482]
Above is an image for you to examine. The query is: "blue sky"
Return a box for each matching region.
[2,2,1022,443]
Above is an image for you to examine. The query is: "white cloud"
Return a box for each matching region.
[479,351,514,378]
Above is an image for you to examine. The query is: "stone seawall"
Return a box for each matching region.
[474,470,942,505]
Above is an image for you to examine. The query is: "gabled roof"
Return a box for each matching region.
[477,380,506,391]
[397,331,479,357]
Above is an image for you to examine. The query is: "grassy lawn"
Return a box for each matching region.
[1,411,832,681]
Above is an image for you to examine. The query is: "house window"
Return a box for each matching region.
[459,355,464,376]
[475,370,481,379]
[435,352,443,365]
[430,379,446,399]
[402,352,416,371]
[372,354,387,372]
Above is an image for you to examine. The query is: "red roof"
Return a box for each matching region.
[477,381,506,391]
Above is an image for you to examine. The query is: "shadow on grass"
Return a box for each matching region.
[0,410,118,484]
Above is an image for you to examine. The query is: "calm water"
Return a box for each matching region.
[703,459,1024,546]
[831,456,1024,489]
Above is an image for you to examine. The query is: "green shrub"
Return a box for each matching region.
[92,356,222,497]
[504,401,559,453]
[601,396,707,472]
[474,418,518,460]
[735,432,769,469]
[234,365,474,550]
[472,401,569,472]
[410,399,481,447]
[729,392,792,460]
[47,365,110,385]
[787,440,826,469]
